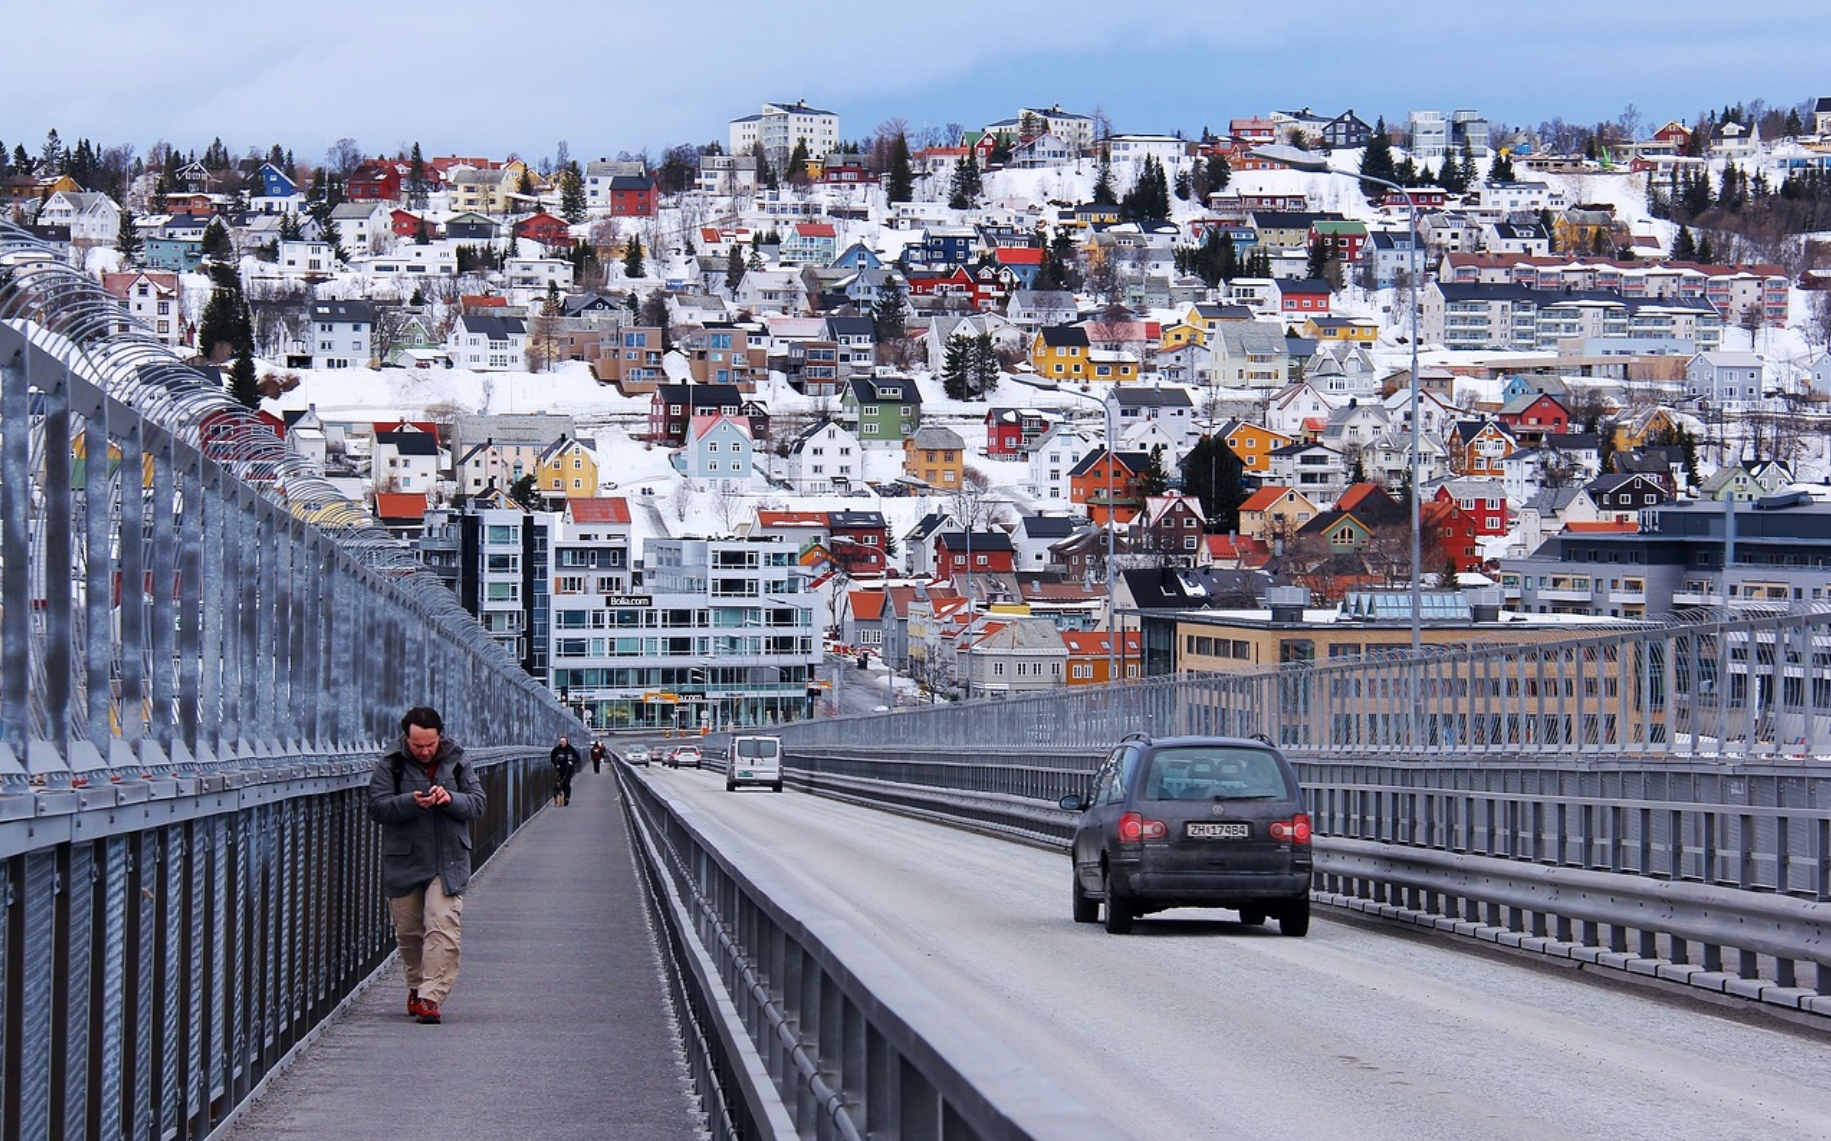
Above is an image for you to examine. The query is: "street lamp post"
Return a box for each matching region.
[1250,144,1423,657]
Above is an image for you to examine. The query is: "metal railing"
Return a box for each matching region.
[784,606,1831,762]
[0,224,582,1138]
[769,615,1831,1008]
[619,767,1130,1141]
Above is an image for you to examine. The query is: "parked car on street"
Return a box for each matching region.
[1059,735,1313,936]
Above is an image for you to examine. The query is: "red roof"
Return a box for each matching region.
[756,510,829,528]
[374,492,428,520]
[1239,486,1295,512]
[1061,630,1141,656]
[565,498,632,525]
[848,590,886,622]
[995,247,1044,266]
[797,222,836,238]
[373,419,441,442]
[1564,520,1639,533]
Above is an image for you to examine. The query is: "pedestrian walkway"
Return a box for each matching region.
[223,764,704,1141]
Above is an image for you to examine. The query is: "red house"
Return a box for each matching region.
[347,160,410,202]
[1381,188,1447,210]
[934,529,1016,582]
[608,175,658,217]
[1424,500,1482,574]
[1278,279,1333,317]
[1496,392,1569,447]
[514,211,572,248]
[985,408,1052,459]
[828,510,891,576]
[391,209,439,239]
[1433,483,1508,537]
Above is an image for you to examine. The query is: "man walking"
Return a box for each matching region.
[589,738,607,775]
[551,735,581,806]
[368,706,485,1025]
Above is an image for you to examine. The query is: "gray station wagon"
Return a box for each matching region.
[1059,735,1314,936]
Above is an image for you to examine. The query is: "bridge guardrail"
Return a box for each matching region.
[0,744,550,1141]
[618,764,1133,1141]
[776,745,1831,1015]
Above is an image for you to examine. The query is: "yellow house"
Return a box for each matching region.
[1613,407,1680,452]
[1237,485,1319,540]
[1301,316,1378,346]
[537,436,599,499]
[1032,326,1092,380]
[903,425,966,489]
[1221,420,1293,475]
[1159,321,1206,352]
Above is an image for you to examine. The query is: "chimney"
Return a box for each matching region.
[1266,585,1308,624]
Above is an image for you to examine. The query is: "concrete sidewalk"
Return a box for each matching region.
[224,765,704,1141]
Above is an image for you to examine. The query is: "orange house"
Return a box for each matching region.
[1221,420,1293,475]
[1062,630,1143,685]
[1069,448,1148,525]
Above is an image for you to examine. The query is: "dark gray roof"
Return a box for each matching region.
[829,511,888,530]
[377,431,440,457]
[311,300,374,322]
[460,314,527,337]
[1111,386,1193,409]
[1019,514,1080,540]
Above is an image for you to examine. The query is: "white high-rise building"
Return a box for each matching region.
[729,100,841,173]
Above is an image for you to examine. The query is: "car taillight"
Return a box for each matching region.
[1118,812,1168,842]
[1269,814,1312,845]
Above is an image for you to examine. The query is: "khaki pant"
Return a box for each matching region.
[389,877,463,1004]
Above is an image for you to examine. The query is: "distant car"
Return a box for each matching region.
[726,735,784,792]
[1059,735,1313,936]
[623,744,651,766]
[665,745,703,770]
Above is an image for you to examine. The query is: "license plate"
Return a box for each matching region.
[737,770,753,778]
[1187,822,1250,839]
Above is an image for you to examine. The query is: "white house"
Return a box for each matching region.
[308,300,373,369]
[1266,379,1338,439]
[277,240,339,277]
[583,159,646,209]
[1109,385,1197,448]
[1105,134,1190,165]
[100,271,184,346]
[503,257,576,291]
[732,268,807,315]
[1007,290,1078,331]
[358,242,459,279]
[1686,351,1765,412]
[372,426,442,493]
[728,100,841,171]
[778,419,862,494]
[1809,351,1831,399]
[36,191,121,243]
[448,314,529,371]
[1026,423,1098,503]
[328,201,392,254]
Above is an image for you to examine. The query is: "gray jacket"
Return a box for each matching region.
[367,735,487,898]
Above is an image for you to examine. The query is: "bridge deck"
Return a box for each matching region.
[222,765,703,1140]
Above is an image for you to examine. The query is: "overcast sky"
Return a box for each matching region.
[7,0,1828,167]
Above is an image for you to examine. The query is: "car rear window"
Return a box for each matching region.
[1141,747,1293,802]
[735,739,779,759]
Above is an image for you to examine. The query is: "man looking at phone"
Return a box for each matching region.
[368,706,486,1025]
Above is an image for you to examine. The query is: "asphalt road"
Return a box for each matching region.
[646,766,1831,1141]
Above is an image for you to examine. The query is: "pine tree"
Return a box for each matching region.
[228,354,261,410]
[1672,225,1697,261]
[871,278,907,342]
[623,234,645,278]
[1138,444,1170,498]
[1204,153,1231,195]
[1488,150,1516,183]
[114,208,143,262]
[559,168,586,222]
[970,333,1000,397]
[941,334,972,399]
[948,152,982,210]
[40,128,62,176]
[885,133,914,203]
[725,245,746,293]
[1359,118,1398,199]
[788,138,811,185]
[1177,435,1246,531]
[408,142,428,208]
[1091,146,1117,206]
[200,219,233,261]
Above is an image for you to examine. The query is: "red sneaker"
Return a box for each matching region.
[416,1001,441,1024]
[408,989,424,1018]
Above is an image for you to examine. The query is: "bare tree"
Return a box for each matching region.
[325,138,364,179]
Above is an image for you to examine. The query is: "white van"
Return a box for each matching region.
[726,735,784,792]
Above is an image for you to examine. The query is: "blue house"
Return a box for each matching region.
[144,237,205,273]
[831,241,884,270]
[255,162,298,199]
[904,227,976,270]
